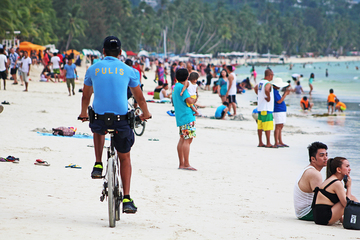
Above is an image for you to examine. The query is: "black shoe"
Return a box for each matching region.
[123,198,137,214]
[91,164,103,179]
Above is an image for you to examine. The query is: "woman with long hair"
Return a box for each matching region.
[217,69,228,103]
[312,157,358,225]
[309,73,315,95]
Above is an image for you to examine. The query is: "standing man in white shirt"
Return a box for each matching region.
[50,53,61,82]
[20,51,32,92]
[254,69,275,148]
[225,65,237,116]
[0,47,9,90]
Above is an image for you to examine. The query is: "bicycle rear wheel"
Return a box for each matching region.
[107,157,116,227]
[134,107,146,136]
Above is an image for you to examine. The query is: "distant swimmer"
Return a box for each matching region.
[291,73,303,83]
[300,96,313,111]
[335,99,346,112]
[325,69,328,77]
[356,66,359,70]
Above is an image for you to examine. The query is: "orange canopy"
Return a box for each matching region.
[19,41,46,55]
[65,49,80,56]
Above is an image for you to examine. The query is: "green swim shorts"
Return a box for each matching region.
[298,209,313,221]
[53,68,60,75]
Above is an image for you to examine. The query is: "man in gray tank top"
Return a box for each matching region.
[294,142,328,220]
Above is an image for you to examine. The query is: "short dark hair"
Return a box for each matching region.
[330,88,334,93]
[223,101,229,107]
[0,48,3,54]
[326,157,347,179]
[176,68,189,82]
[124,59,133,66]
[297,81,300,85]
[163,83,168,87]
[308,142,328,163]
[104,49,120,57]
[303,96,307,100]
[226,65,233,72]
[188,72,199,81]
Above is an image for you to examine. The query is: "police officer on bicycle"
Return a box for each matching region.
[78,36,151,213]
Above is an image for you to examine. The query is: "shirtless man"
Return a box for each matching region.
[294,142,328,221]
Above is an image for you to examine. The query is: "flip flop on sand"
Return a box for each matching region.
[264,145,278,148]
[65,164,82,169]
[257,145,266,147]
[178,166,197,171]
[1,101,10,105]
[34,159,50,166]
[6,156,19,163]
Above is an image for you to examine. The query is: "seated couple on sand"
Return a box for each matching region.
[154,82,171,102]
[294,142,358,226]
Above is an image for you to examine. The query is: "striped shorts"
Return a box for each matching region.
[257,111,274,131]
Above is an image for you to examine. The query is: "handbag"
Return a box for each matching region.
[343,200,360,230]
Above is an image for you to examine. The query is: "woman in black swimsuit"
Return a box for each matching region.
[312,157,358,225]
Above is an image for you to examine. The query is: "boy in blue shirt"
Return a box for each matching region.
[63,58,78,96]
[215,101,231,119]
[173,68,197,171]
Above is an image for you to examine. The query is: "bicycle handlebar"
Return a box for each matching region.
[78,117,89,121]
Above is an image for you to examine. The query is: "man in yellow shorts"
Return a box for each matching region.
[254,69,276,148]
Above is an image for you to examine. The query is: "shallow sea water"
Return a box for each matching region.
[235,60,360,196]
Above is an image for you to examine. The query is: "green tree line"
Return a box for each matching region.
[1,0,359,55]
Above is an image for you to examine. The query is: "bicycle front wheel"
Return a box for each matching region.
[107,157,116,227]
[134,107,146,136]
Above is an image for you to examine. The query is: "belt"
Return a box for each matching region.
[95,113,127,122]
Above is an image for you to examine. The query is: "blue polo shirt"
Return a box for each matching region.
[84,56,139,115]
[273,88,286,112]
[173,82,196,127]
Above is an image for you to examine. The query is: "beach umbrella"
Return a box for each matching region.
[126,51,137,56]
[93,50,101,57]
[66,49,80,56]
[138,50,149,57]
[19,41,46,55]
[121,49,127,58]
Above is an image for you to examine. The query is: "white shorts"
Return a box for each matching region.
[273,112,286,124]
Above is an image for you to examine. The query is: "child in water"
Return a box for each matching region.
[327,89,337,114]
[180,72,199,115]
[335,99,346,112]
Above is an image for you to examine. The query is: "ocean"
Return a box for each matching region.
[235,60,360,196]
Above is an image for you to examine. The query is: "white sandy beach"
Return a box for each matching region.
[0,57,359,239]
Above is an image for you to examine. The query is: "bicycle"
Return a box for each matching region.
[128,96,146,136]
[99,129,123,228]
[77,116,123,228]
